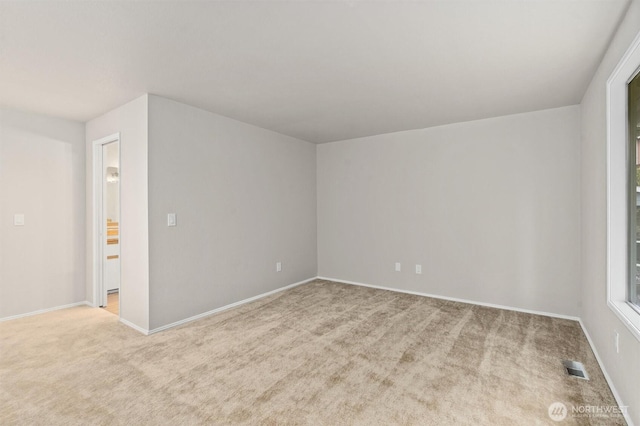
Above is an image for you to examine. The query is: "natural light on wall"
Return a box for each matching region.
[607,30,640,341]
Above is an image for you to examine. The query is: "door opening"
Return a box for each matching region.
[93,134,120,316]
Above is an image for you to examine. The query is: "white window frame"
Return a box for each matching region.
[607,30,640,342]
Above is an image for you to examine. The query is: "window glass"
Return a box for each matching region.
[629,71,640,308]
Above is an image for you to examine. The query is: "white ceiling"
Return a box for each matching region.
[0,1,630,143]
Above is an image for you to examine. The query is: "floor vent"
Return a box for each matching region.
[562,360,589,380]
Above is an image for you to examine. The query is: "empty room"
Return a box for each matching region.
[1,1,639,424]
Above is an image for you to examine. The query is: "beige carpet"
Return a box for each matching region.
[0,280,624,425]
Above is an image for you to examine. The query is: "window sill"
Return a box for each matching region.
[608,299,640,342]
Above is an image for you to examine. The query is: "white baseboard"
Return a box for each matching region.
[147,277,317,334]
[0,301,91,323]
[578,320,634,426]
[316,276,580,321]
[119,317,150,335]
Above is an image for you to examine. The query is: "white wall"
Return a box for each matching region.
[0,108,85,318]
[580,1,640,423]
[318,106,581,317]
[147,95,317,330]
[86,95,149,331]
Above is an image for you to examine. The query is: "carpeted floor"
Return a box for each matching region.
[0,280,625,425]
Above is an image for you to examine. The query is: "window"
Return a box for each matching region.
[630,72,640,311]
[607,31,640,341]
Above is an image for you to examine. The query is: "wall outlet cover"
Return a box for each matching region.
[14,214,25,226]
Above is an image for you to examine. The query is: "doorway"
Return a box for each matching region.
[93,134,120,316]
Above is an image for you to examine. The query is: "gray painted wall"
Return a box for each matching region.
[147,95,317,330]
[318,105,581,317]
[580,1,640,423]
[0,108,85,318]
[85,95,149,331]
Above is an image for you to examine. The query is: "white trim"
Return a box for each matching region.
[317,276,580,321]
[0,301,91,322]
[606,28,640,342]
[119,318,150,335]
[608,302,640,341]
[578,320,634,426]
[92,133,120,311]
[147,277,317,334]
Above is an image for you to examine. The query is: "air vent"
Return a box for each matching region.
[562,360,589,380]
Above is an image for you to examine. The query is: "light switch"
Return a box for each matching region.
[395,262,401,272]
[167,213,176,227]
[415,264,422,274]
[14,214,24,226]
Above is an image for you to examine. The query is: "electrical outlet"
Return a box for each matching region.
[13,214,24,226]
[395,262,401,272]
[615,330,620,354]
[415,264,422,274]
[276,262,282,272]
